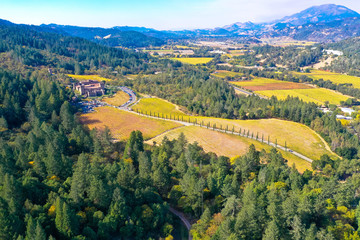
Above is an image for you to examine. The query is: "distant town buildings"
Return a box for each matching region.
[73,80,105,97]
[323,49,344,56]
[319,107,355,120]
[336,115,352,120]
[340,107,355,115]
[210,50,227,55]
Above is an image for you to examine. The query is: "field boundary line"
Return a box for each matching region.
[147,126,187,143]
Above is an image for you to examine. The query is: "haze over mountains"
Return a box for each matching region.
[2,4,360,47]
[217,4,360,42]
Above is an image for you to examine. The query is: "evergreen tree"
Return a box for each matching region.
[138,151,151,181]
[173,132,187,157]
[59,101,74,133]
[61,202,76,238]
[25,216,36,240]
[235,182,262,239]
[263,220,280,240]
[0,116,8,130]
[291,215,305,240]
[123,130,144,165]
[0,197,13,239]
[89,176,108,209]
[35,221,46,240]
[55,197,63,237]
[175,153,188,177]
[69,154,90,204]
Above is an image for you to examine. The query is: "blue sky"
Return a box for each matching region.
[1,0,360,30]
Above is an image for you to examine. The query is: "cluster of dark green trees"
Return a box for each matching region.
[217,66,360,103]
[0,69,178,239]
[129,65,359,160]
[3,64,360,239]
[190,144,360,240]
[0,22,154,75]
[2,17,360,240]
[230,44,324,69]
[325,38,360,76]
[228,38,360,77]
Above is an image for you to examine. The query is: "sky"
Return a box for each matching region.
[1,0,360,30]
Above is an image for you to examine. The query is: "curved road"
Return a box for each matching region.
[169,207,192,240]
[231,84,266,99]
[96,87,316,239]
[103,87,314,163]
[118,86,137,109]
[126,110,314,163]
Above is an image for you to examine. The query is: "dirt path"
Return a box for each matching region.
[146,126,186,143]
[312,130,339,157]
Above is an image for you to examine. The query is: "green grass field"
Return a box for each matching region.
[229,50,246,56]
[212,70,243,78]
[256,88,349,105]
[230,77,284,86]
[147,125,311,172]
[133,97,187,117]
[175,45,193,49]
[170,57,213,65]
[102,91,129,106]
[67,74,112,82]
[293,70,360,89]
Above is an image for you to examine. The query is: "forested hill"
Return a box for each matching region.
[1,66,360,239]
[0,20,153,74]
[324,37,360,76]
[40,24,165,48]
[0,68,178,239]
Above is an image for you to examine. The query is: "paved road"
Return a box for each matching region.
[169,207,192,240]
[99,87,315,238]
[231,85,266,99]
[118,86,137,109]
[101,87,314,163]
[129,111,314,163]
[231,85,252,95]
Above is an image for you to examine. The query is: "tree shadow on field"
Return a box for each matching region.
[79,118,102,125]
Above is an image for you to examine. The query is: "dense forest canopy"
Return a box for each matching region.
[0,21,154,75]
[1,68,360,239]
[1,19,360,240]
[325,38,360,76]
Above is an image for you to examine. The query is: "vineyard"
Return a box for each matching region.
[147,125,312,172]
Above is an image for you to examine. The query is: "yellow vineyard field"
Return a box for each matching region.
[68,74,112,82]
[256,88,349,105]
[212,70,243,78]
[230,77,284,86]
[102,91,129,106]
[170,57,213,65]
[134,97,335,160]
[79,106,182,140]
[293,70,360,89]
[147,125,311,173]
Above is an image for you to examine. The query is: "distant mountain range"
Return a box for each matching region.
[1,4,360,46]
[211,4,360,42]
[39,24,166,48]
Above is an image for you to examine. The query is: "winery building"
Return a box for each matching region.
[73,80,105,97]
